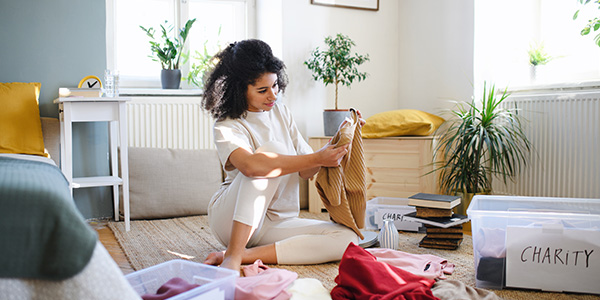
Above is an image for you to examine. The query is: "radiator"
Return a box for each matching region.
[126,96,215,150]
[493,90,600,199]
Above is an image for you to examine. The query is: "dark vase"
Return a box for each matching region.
[323,109,350,136]
[161,69,181,89]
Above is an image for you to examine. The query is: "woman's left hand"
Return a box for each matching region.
[356,109,366,127]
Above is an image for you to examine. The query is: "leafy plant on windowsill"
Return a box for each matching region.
[431,82,532,199]
[528,42,554,66]
[183,27,222,89]
[304,33,370,110]
[140,18,196,70]
[573,0,600,47]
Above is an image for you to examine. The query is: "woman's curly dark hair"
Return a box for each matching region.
[202,39,288,120]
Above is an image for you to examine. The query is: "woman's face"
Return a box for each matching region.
[246,72,279,112]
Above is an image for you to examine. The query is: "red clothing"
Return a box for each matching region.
[331,243,439,300]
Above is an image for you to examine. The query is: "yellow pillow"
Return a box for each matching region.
[361,109,445,138]
[0,82,48,157]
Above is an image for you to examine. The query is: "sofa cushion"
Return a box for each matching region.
[127,147,223,219]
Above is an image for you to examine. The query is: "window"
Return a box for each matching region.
[106,0,254,89]
[474,0,600,89]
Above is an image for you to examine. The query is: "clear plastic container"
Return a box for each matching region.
[125,259,238,300]
[468,195,600,292]
[365,197,421,231]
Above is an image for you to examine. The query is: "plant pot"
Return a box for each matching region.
[530,65,537,83]
[323,109,349,136]
[455,190,490,233]
[161,69,182,89]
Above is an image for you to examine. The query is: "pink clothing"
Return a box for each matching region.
[366,248,455,280]
[236,260,298,300]
[141,277,199,300]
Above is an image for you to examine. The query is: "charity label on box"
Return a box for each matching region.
[505,226,600,294]
[374,209,421,231]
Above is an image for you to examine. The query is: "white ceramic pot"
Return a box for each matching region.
[378,218,400,250]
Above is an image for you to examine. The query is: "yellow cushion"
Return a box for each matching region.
[0,82,48,157]
[361,109,445,138]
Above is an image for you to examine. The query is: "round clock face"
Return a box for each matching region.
[78,75,102,89]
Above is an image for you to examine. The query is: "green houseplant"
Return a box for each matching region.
[304,33,369,135]
[573,0,600,47]
[140,18,196,89]
[432,82,532,216]
[527,42,554,82]
[183,27,222,89]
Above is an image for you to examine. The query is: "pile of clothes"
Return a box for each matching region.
[141,242,499,300]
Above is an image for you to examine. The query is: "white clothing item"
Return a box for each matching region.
[212,102,313,221]
[207,142,358,264]
[288,278,332,300]
[262,216,359,264]
[475,228,507,258]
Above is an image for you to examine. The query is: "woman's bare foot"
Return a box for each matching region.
[220,255,242,272]
[203,251,224,265]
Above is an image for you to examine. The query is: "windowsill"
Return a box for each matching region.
[119,88,203,96]
[507,80,600,94]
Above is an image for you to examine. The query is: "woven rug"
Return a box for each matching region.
[109,211,599,300]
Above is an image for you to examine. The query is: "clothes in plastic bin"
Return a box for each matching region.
[364,197,421,232]
[125,259,238,300]
[467,195,600,295]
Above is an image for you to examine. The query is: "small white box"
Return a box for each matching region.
[125,259,238,300]
[468,195,600,294]
[365,197,421,232]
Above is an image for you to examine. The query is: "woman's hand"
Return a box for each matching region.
[316,144,348,167]
[338,109,366,130]
[356,109,366,127]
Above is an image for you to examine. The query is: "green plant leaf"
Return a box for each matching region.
[304,33,369,109]
[430,81,532,194]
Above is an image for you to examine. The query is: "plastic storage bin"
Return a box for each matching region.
[125,259,238,300]
[467,195,600,294]
[364,197,421,232]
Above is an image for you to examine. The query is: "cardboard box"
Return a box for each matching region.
[125,259,238,300]
[467,195,600,294]
[365,197,421,232]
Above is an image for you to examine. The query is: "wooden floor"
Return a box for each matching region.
[89,219,135,275]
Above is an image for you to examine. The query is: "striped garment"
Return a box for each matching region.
[315,108,367,239]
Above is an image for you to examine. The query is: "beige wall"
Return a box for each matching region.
[256,0,474,138]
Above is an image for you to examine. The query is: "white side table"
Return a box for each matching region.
[54,97,131,231]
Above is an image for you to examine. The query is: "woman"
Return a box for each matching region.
[201,39,360,271]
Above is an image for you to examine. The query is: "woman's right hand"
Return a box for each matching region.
[316,144,348,167]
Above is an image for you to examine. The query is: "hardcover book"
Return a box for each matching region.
[408,193,461,209]
[402,212,470,228]
[416,207,453,218]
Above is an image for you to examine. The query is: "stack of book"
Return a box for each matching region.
[403,193,469,250]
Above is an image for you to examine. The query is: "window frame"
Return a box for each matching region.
[105,0,255,90]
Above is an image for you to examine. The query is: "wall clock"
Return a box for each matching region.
[78,75,102,89]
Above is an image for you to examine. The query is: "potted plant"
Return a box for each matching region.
[183,27,222,89]
[527,41,553,82]
[304,33,369,136]
[432,82,533,217]
[140,18,196,89]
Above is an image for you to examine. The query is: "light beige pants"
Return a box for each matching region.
[208,141,358,264]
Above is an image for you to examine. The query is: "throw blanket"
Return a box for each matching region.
[315,108,367,239]
[0,157,97,280]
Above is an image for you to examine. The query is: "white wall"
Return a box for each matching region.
[257,0,474,137]
[397,1,474,116]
